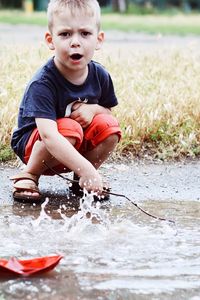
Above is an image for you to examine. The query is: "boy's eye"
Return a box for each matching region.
[81,31,91,37]
[60,32,71,37]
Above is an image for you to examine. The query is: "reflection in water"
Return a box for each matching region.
[0,195,200,299]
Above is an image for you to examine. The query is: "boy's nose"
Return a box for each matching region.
[70,35,81,48]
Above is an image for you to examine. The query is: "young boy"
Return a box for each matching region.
[10,0,121,202]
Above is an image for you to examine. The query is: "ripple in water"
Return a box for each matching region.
[0,195,200,299]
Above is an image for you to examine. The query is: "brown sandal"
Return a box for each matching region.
[10,172,42,202]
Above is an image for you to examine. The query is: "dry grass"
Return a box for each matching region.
[0,42,200,161]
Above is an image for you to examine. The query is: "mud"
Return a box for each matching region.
[0,160,200,300]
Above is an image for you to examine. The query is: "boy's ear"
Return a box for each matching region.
[45,32,55,50]
[95,31,104,50]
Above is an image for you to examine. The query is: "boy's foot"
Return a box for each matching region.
[69,173,110,201]
[10,172,42,202]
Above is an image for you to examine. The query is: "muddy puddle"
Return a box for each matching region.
[0,161,200,299]
[0,191,200,300]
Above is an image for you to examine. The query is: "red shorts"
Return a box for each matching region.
[24,114,121,175]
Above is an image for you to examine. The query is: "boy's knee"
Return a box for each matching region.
[92,114,119,130]
[57,118,84,149]
[104,133,119,145]
[84,114,121,147]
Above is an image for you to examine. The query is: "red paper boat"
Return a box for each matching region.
[0,255,63,276]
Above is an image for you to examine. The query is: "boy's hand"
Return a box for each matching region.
[70,103,95,128]
[79,169,103,193]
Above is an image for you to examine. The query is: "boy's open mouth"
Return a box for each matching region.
[70,53,83,60]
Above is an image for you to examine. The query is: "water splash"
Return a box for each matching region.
[31,198,51,227]
[0,200,200,299]
[30,190,110,231]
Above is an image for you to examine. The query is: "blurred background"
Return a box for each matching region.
[0,0,200,14]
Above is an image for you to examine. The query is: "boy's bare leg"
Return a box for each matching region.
[83,134,119,170]
[70,134,118,196]
[16,134,118,198]
[17,137,76,197]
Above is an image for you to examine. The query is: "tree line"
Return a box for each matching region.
[0,0,199,12]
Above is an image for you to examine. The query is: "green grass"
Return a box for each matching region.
[102,14,200,35]
[1,9,200,35]
[0,10,47,26]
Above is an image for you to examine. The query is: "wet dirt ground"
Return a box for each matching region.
[1,160,200,205]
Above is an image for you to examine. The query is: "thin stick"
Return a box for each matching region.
[103,190,175,224]
[43,160,78,183]
[43,160,175,224]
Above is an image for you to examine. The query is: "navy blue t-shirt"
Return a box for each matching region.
[11,57,118,162]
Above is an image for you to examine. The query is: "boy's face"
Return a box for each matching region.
[45,9,104,78]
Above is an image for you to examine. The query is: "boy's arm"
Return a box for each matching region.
[70,103,111,128]
[36,118,103,192]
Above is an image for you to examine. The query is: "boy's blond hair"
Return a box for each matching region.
[47,0,101,32]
